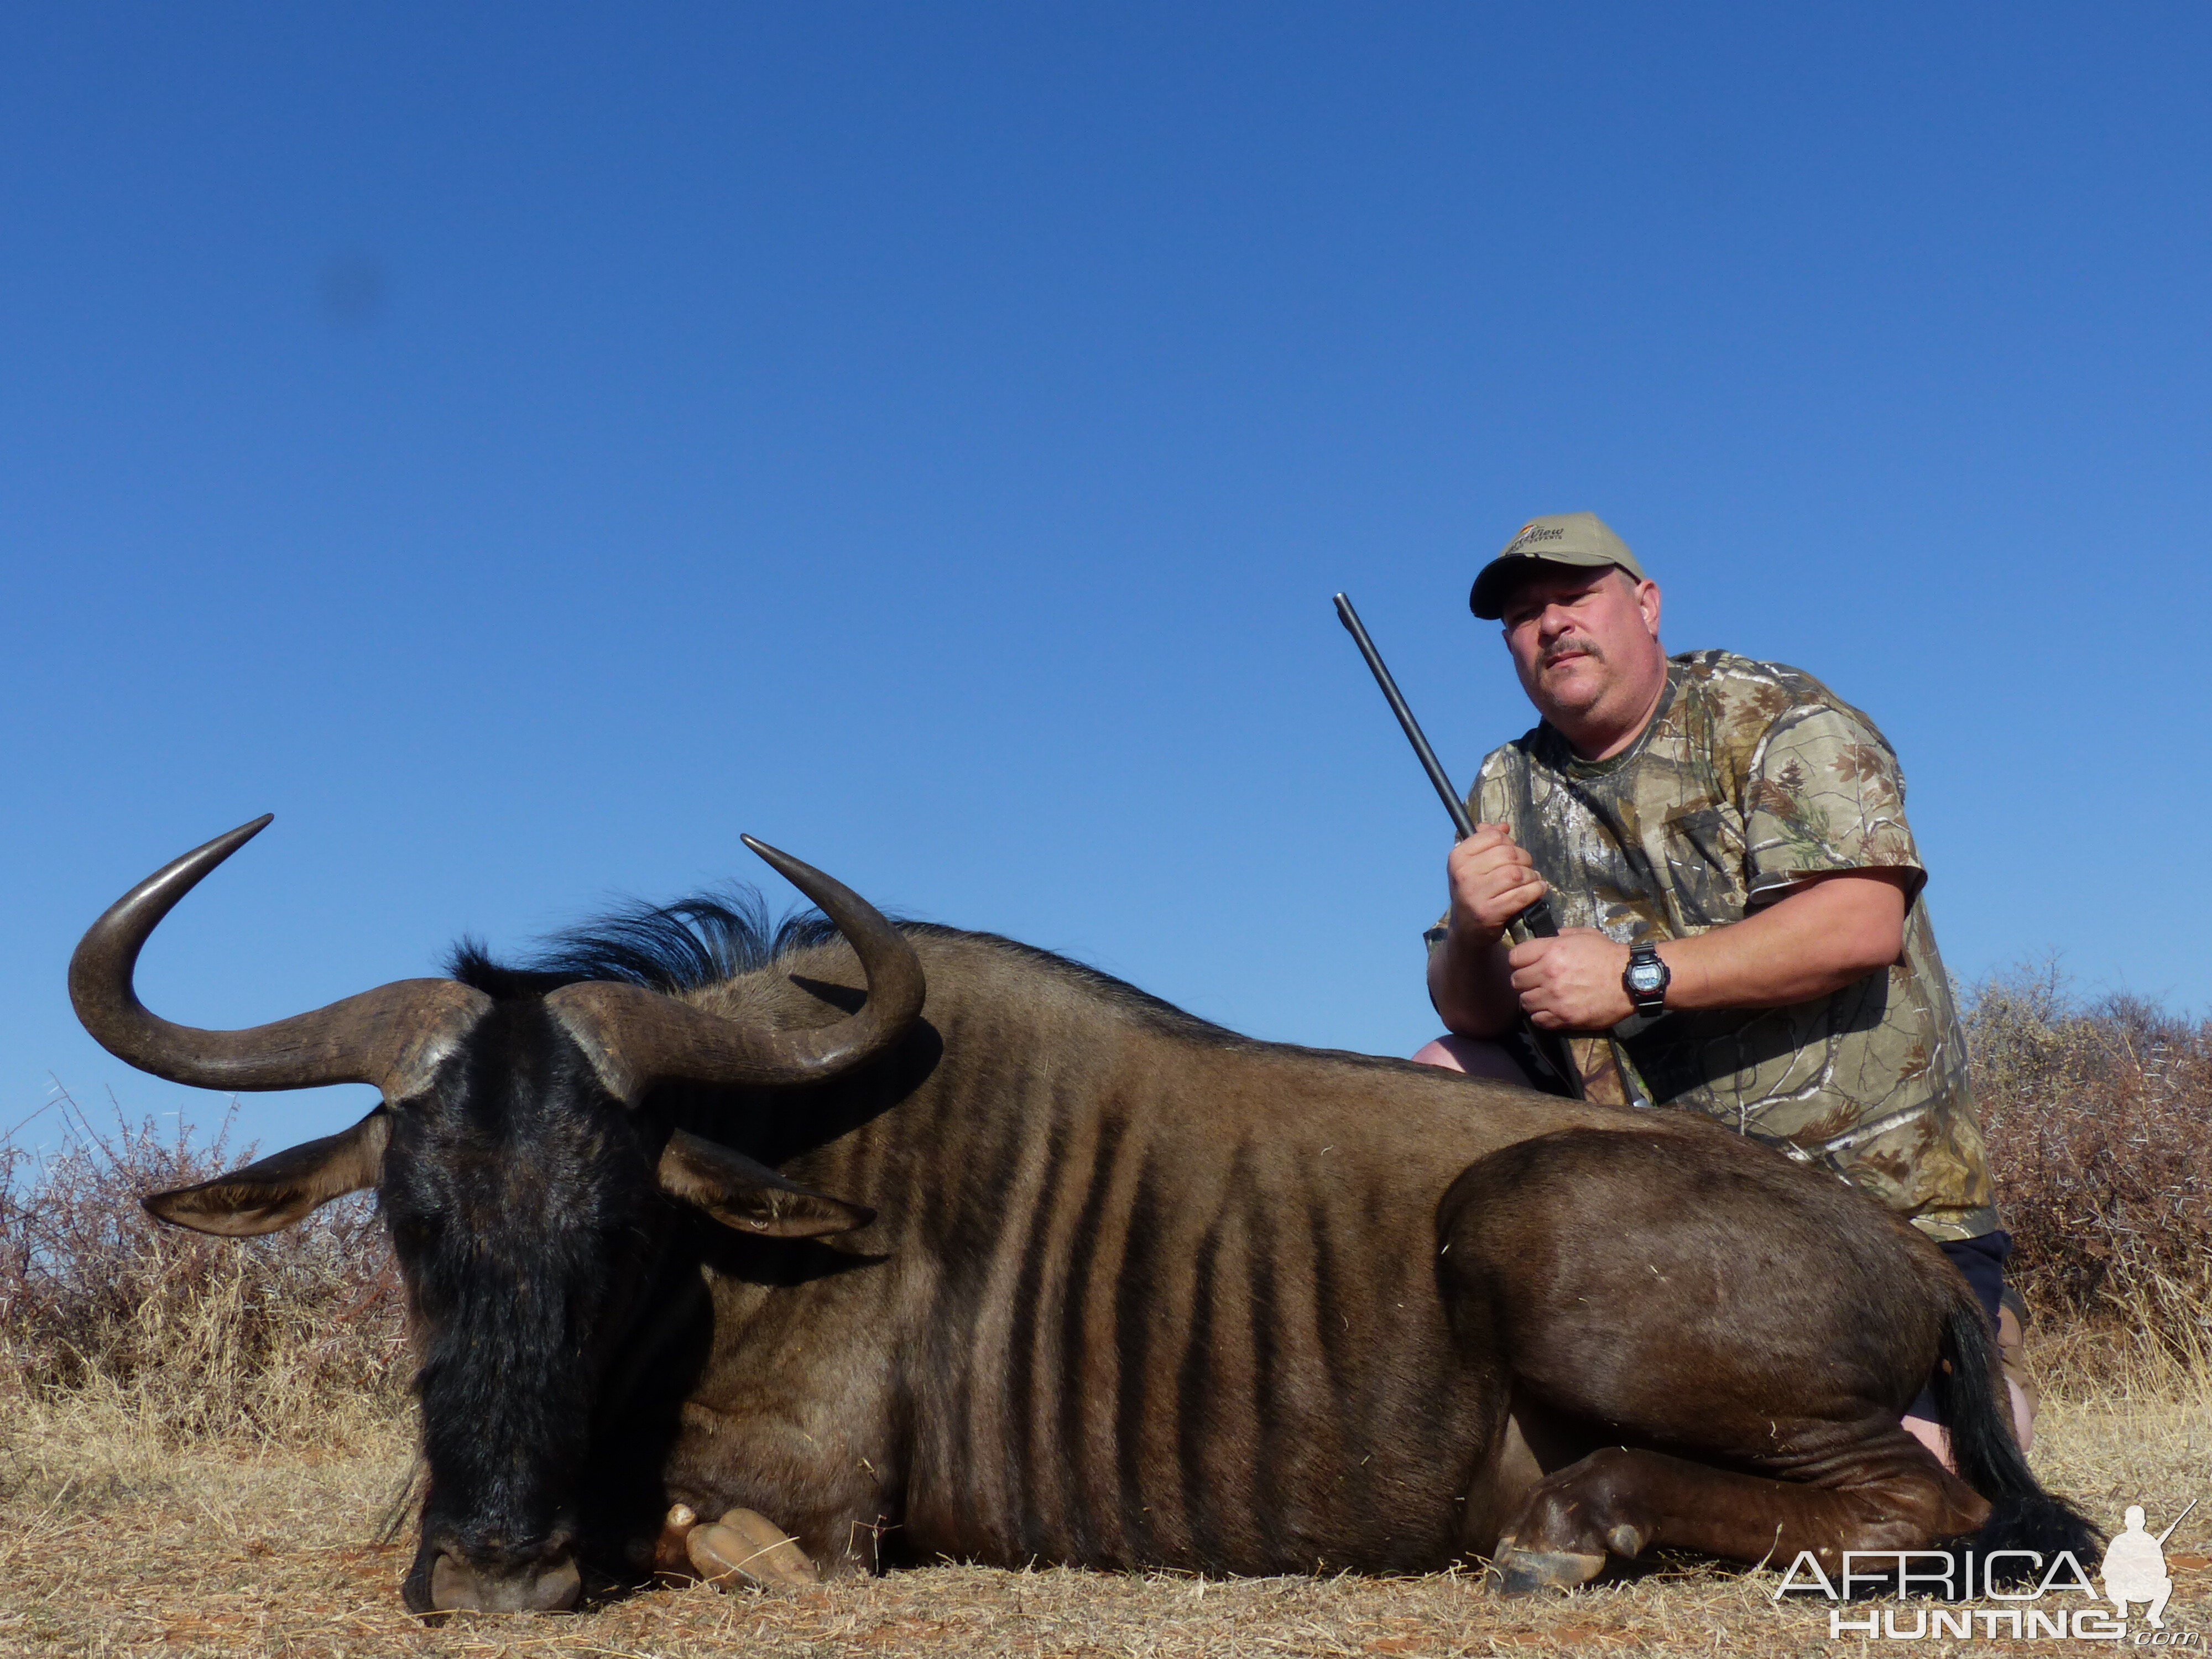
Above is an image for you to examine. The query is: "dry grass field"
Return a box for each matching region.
[1,1378,2204,1658]
[3,973,2206,1656]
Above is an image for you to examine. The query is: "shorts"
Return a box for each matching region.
[1903,1229,2012,1422]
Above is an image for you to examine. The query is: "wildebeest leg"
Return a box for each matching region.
[1438,1127,1996,1591]
[661,1382,899,1577]
[1490,1434,1987,1593]
[1457,1392,1594,1562]
[650,1504,702,1583]
[685,1508,822,1590]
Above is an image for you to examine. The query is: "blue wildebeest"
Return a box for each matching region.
[72,818,2090,1614]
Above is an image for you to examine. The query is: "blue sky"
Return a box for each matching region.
[5,4,2208,1157]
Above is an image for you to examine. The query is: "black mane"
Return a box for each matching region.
[448,889,1251,1048]
[446,886,846,1000]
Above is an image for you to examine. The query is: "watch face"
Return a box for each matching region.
[1627,961,1667,995]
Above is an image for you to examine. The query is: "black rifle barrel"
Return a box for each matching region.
[1333,593,1477,838]
[1333,592,1557,938]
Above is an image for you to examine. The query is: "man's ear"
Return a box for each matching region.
[656,1129,875,1239]
[144,1110,390,1238]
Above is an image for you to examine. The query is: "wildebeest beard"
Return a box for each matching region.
[382,998,669,1614]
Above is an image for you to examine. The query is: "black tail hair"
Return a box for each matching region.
[1933,1291,2102,1585]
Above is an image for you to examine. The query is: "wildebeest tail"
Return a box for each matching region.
[1933,1290,2101,1578]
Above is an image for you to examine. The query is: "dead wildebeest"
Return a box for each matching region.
[72,818,2091,1615]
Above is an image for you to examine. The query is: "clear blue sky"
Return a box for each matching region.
[6,4,2208,1157]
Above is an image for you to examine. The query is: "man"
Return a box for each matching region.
[1415,511,2031,1454]
[2100,1506,2174,1629]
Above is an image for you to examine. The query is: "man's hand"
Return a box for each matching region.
[1507,927,1634,1031]
[1445,823,1548,942]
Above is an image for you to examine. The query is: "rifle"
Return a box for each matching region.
[2156,1498,2198,1547]
[1332,593,1581,1098]
[1332,593,1556,938]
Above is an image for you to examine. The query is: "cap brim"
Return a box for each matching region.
[1468,551,1625,619]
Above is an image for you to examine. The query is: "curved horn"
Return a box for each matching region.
[70,816,491,1098]
[545,837,926,1101]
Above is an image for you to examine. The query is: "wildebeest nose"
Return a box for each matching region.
[424,1546,582,1614]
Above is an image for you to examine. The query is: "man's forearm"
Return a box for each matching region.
[1427,927,1522,1038]
[1488,870,1913,1034]
[1655,872,1909,1011]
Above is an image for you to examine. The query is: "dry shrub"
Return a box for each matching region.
[1970,963,2212,1389]
[0,1089,408,1444]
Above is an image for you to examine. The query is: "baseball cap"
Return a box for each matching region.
[1468,512,1647,619]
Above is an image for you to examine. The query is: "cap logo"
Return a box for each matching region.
[1506,523,1567,555]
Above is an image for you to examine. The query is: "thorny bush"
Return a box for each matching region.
[0,1091,406,1441]
[1973,966,2212,1369]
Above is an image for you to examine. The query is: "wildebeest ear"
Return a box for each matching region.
[656,1129,875,1239]
[143,1110,391,1238]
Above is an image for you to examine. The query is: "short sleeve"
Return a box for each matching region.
[1743,705,1926,902]
[1471,745,1517,830]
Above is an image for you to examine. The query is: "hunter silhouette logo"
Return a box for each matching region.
[2104,1499,2195,1629]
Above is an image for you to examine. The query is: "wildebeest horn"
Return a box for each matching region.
[69,816,491,1098]
[543,836,926,1101]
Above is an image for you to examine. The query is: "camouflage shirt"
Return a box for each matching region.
[1457,651,1997,1241]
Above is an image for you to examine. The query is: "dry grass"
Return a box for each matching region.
[0,1387,2203,1657]
[2,971,2207,1654]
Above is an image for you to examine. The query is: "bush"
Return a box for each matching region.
[1971,964,2212,1373]
[0,1091,407,1442]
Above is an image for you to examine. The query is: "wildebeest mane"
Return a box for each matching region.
[445,889,1253,1049]
[447,886,818,999]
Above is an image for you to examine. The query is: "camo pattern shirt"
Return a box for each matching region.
[1466,651,1998,1241]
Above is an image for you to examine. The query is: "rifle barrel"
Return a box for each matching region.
[2155,1496,2198,1546]
[1333,592,1557,939]
[1333,594,1478,840]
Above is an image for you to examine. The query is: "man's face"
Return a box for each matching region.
[1499,565,1665,736]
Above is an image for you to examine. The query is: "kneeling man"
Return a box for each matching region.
[1417,512,2031,1454]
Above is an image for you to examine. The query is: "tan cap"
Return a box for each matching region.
[1469,512,1646,619]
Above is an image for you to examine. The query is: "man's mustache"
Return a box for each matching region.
[1539,634,1604,669]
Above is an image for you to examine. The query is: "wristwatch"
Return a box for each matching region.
[1622,941,1671,1015]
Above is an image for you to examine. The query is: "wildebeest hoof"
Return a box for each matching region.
[649,1503,701,1583]
[1490,1541,1606,1595]
[686,1509,820,1590]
